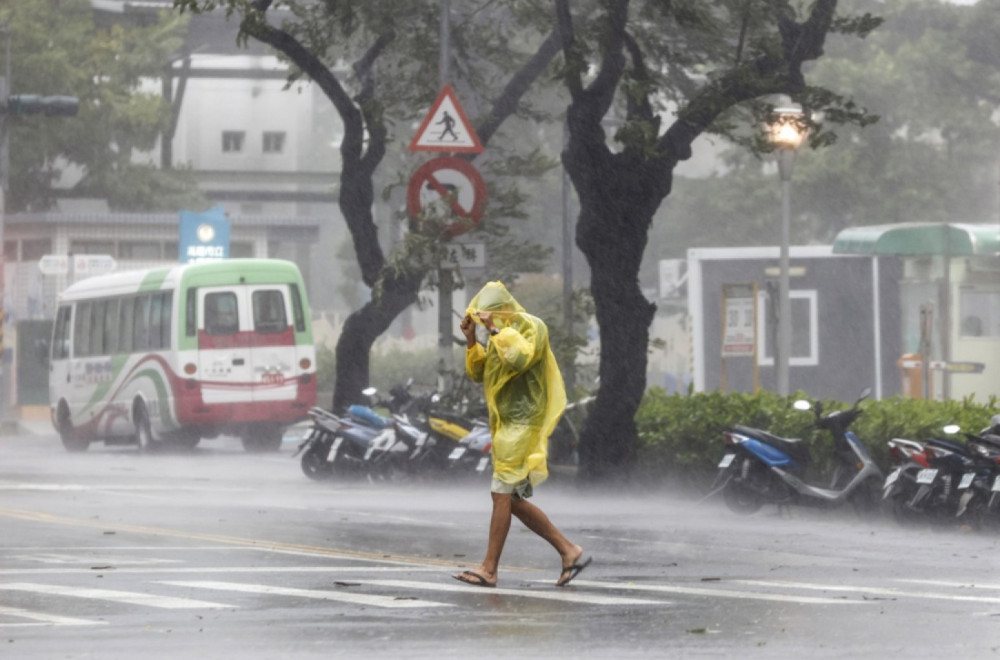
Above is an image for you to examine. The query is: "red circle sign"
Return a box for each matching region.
[407,156,487,238]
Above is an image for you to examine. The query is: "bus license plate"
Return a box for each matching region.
[717,454,735,469]
[916,468,938,485]
[326,437,343,462]
[958,472,975,490]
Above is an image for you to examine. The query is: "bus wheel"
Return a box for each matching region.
[57,403,89,453]
[134,404,159,452]
[241,425,283,453]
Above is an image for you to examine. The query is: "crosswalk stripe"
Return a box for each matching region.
[563,580,861,605]
[735,579,1000,605]
[0,605,102,627]
[0,582,233,609]
[0,566,443,576]
[355,579,668,606]
[160,580,453,609]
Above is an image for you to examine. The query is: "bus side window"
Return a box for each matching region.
[158,292,173,348]
[90,300,107,356]
[149,294,164,350]
[290,284,305,333]
[74,302,92,358]
[52,306,71,360]
[103,299,119,355]
[185,289,197,337]
[133,295,151,350]
[205,292,238,336]
[252,290,287,334]
[118,297,135,354]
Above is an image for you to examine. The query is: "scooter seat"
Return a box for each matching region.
[733,425,811,465]
[927,437,968,455]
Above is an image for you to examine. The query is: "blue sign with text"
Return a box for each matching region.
[179,206,231,263]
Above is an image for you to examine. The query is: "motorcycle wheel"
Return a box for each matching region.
[885,493,924,527]
[300,441,335,481]
[722,479,764,515]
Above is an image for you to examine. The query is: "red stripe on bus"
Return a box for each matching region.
[197,326,295,349]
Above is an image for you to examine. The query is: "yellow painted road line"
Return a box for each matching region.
[0,506,476,569]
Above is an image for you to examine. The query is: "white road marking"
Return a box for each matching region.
[0,605,102,627]
[357,579,668,606]
[8,553,183,566]
[898,579,1000,591]
[564,580,860,605]
[0,582,233,609]
[0,566,442,576]
[161,580,452,609]
[734,579,1000,605]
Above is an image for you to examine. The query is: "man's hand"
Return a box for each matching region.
[477,311,496,334]
[460,314,477,348]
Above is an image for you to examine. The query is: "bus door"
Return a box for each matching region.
[197,287,254,402]
[246,284,297,403]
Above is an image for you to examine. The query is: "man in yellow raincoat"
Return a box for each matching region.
[452,281,590,588]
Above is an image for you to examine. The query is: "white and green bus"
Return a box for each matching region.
[49,259,317,452]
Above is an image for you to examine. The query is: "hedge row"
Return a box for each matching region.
[633,388,999,491]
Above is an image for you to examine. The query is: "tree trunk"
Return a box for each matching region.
[566,131,674,480]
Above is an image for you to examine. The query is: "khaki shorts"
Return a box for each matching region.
[491,477,533,500]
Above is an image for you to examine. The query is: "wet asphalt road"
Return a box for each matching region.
[2,430,1000,659]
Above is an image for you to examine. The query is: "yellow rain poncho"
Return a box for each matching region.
[465,282,566,487]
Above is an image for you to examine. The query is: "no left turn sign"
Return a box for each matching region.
[407,156,487,238]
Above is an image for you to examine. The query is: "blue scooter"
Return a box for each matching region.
[709,388,883,515]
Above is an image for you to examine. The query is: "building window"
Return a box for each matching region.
[960,289,1000,338]
[757,289,819,367]
[222,130,245,153]
[230,242,254,258]
[22,238,52,261]
[118,241,161,260]
[70,240,115,255]
[262,131,286,154]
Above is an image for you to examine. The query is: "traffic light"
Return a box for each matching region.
[4,94,79,117]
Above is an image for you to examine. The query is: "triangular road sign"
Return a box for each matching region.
[408,84,484,154]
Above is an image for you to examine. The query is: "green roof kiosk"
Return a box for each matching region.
[833,222,1000,401]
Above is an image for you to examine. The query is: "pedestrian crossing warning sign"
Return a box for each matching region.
[408,84,484,154]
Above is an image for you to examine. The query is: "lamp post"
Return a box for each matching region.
[769,107,806,396]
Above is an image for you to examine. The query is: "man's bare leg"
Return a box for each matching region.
[511,497,583,568]
[454,492,511,586]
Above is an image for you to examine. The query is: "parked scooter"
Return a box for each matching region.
[881,436,932,524]
[294,404,398,481]
[709,388,883,515]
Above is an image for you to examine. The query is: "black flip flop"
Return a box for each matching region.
[452,570,497,588]
[556,556,592,587]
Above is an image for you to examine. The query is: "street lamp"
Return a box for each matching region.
[768,106,807,396]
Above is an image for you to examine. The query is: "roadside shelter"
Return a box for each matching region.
[832,222,1000,402]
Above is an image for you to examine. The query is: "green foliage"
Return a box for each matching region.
[3,0,202,212]
[634,388,999,491]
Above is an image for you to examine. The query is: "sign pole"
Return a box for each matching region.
[437,0,453,383]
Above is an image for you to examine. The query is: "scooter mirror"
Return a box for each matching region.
[793,399,811,411]
[942,424,961,435]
